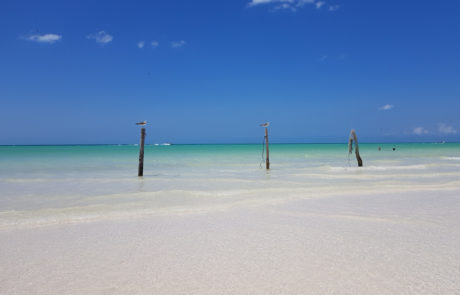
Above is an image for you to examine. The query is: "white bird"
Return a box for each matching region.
[136,121,147,126]
[260,122,270,127]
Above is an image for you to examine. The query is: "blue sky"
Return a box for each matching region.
[0,0,459,144]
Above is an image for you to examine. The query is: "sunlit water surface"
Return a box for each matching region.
[1,143,459,228]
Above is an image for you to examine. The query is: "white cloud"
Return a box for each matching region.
[315,1,326,9]
[24,34,62,44]
[248,0,286,7]
[273,3,295,11]
[297,0,315,6]
[171,40,186,48]
[438,123,457,135]
[151,41,159,48]
[329,4,340,11]
[87,31,113,44]
[413,127,429,135]
[248,0,315,10]
[137,41,145,48]
[379,104,394,111]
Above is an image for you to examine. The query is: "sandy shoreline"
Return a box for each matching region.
[2,190,460,294]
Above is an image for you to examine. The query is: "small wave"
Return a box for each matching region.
[4,178,50,183]
[441,157,460,161]
[328,165,427,171]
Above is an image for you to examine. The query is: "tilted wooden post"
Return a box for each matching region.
[265,127,270,170]
[348,129,363,167]
[138,127,146,176]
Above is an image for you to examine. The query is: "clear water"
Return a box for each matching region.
[1,143,460,228]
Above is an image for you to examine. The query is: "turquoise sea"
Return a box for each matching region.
[1,143,460,228]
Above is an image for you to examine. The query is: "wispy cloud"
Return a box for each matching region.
[171,40,186,48]
[315,1,325,9]
[379,104,394,111]
[151,41,159,48]
[248,0,285,7]
[23,33,62,44]
[319,53,347,62]
[438,123,457,135]
[272,3,295,11]
[247,0,316,11]
[329,4,340,11]
[87,31,113,44]
[137,41,145,48]
[413,127,429,135]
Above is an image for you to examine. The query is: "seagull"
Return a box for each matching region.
[260,122,270,127]
[136,121,147,126]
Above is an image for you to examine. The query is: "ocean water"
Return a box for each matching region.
[1,143,460,228]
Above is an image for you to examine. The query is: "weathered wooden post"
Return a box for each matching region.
[138,128,146,176]
[260,122,270,170]
[348,129,363,167]
[136,121,147,176]
[265,127,270,170]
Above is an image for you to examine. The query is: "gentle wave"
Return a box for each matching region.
[441,157,460,160]
[328,164,428,171]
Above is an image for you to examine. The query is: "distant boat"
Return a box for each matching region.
[161,143,172,146]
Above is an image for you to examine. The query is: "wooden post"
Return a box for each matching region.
[348,129,363,167]
[138,127,146,176]
[265,127,270,170]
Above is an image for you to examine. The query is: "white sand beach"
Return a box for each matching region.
[2,189,460,294]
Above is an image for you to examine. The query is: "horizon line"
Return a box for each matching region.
[0,141,456,147]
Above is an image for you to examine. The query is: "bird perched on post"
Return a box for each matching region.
[136,121,147,126]
[260,122,270,127]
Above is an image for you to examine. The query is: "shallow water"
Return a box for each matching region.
[1,143,459,228]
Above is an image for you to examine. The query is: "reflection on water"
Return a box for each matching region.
[137,177,145,193]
